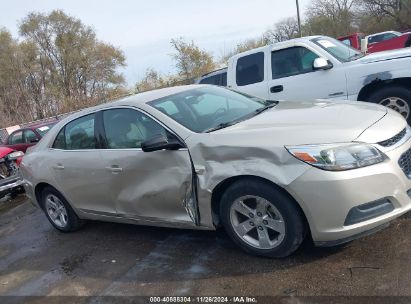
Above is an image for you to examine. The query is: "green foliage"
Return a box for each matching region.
[170,38,217,81]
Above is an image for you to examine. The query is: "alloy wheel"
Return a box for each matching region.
[229,195,286,250]
[379,97,409,119]
[45,194,68,228]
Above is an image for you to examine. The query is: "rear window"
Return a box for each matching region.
[236,52,264,86]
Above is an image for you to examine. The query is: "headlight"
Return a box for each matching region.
[286,143,386,171]
[7,151,24,160]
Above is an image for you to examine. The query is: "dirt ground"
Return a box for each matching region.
[0,197,411,302]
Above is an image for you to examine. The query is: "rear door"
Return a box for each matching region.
[98,107,195,224]
[49,113,115,215]
[229,51,269,99]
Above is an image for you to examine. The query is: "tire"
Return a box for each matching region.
[366,85,411,124]
[220,179,306,258]
[41,186,85,232]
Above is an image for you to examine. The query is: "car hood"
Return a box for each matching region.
[216,100,387,145]
[359,48,411,64]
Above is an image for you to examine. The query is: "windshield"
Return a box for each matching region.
[35,123,56,137]
[149,86,273,133]
[311,37,363,62]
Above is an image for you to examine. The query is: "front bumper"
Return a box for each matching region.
[0,174,24,194]
[286,138,411,244]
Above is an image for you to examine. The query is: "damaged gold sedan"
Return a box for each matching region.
[21,85,411,257]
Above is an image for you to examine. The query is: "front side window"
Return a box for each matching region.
[236,52,264,86]
[10,131,23,144]
[103,108,167,149]
[271,47,319,79]
[311,37,362,62]
[24,130,38,143]
[53,114,96,150]
[149,86,273,133]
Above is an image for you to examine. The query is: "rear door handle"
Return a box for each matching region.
[270,85,283,93]
[53,164,65,170]
[105,166,123,173]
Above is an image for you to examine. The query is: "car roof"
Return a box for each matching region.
[56,85,208,123]
[26,120,58,129]
[230,36,322,60]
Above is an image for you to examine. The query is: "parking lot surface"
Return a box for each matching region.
[1,198,411,301]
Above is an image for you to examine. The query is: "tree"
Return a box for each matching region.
[264,17,300,43]
[357,0,411,30]
[17,10,126,117]
[304,0,358,37]
[170,38,216,81]
[220,37,267,64]
[134,68,167,93]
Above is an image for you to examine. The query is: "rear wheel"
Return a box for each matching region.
[220,179,306,258]
[367,86,411,123]
[41,187,85,232]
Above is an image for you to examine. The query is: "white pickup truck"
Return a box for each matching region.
[198,36,411,123]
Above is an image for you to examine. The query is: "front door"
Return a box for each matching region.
[267,45,348,101]
[98,108,194,224]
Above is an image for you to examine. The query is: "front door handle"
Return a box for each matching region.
[105,166,123,173]
[52,164,65,170]
[270,85,284,93]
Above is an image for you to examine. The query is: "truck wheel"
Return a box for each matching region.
[220,179,306,258]
[367,86,411,123]
[41,186,85,232]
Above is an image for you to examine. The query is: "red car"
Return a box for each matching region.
[1,121,57,153]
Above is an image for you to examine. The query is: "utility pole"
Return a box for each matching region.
[296,0,302,37]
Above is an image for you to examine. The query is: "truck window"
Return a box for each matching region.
[236,52,264,86]
[199,72,227,86]
[271,47,319,79]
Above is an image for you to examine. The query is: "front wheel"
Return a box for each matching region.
[220,179,306,258]
[367,86,411,123]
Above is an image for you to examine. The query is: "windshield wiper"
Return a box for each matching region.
[253,102,278,115]
[204,121,240,133]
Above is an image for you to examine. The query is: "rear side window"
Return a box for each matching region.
[199,72,227,86]
[236,52,264,86]
[53,114,96,150]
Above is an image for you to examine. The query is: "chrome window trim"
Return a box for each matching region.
[48,105,187,152]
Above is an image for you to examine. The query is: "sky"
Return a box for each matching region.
[1,0,312,86]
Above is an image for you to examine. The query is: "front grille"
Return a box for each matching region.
[378,128,407,147]
[398,148,411,178]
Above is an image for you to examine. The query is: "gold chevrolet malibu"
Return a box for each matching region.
[20,85,411,257]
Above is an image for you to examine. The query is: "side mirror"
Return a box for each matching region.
[141,134,184,152]
[30,138,40,143]
[313,58,333,70]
